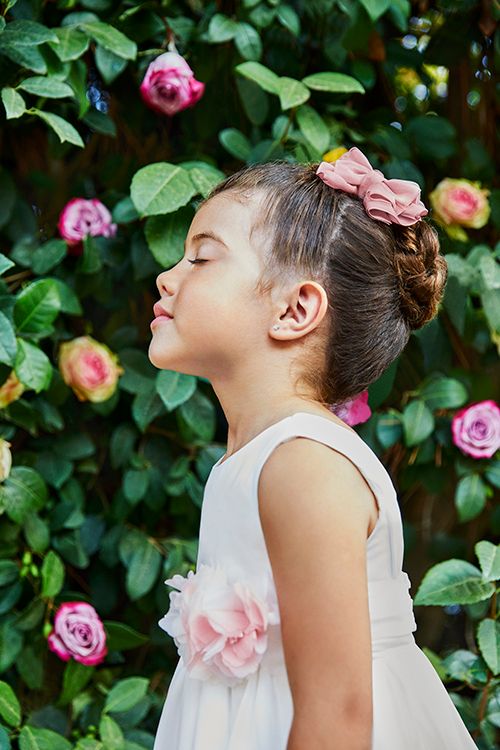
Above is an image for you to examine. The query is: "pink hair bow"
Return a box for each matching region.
[315,147,428,226]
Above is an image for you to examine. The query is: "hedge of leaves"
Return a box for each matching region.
[0,0,499,748]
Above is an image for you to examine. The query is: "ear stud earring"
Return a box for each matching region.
[272,324,280,330]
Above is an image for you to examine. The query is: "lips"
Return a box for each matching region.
[153,302,173,318]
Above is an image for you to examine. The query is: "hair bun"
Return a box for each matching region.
[393,220,448,330]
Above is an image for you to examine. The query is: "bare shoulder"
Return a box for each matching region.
[258,435,378,541]
[257,435,375,727]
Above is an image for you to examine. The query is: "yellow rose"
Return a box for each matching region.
[322,146,348,163]
[0,370,25,409]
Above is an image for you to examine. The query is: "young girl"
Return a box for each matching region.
[149,148,479,750]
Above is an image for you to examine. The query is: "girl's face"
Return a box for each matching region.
[149,191,271,379]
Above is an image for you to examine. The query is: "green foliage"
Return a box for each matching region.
[0,0,498,747]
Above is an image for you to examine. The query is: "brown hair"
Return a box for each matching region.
[202,160,448,407]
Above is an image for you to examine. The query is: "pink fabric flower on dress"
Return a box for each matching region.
[159,564,280,686]
[330,390,372,426]
[451,400,500,459]
[316,147,428,226]
[47,601,107,666]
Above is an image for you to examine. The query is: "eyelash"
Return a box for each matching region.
[188,259,208,265]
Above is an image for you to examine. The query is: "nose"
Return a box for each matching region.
[156,264,179,297]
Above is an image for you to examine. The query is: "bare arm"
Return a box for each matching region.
[258,437,375,750]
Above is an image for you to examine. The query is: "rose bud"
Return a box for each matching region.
[139,51,205,116]
[58,335,124,403]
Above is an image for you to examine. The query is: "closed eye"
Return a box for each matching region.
[188,259,208,265]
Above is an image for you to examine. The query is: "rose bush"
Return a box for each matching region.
[0,1,497,748]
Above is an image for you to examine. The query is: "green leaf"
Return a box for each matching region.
[104,677,149,713]
[0,311,17,367]
[234,22,262,60]
[296,104,330,154]
[19,726,72,750]
[94,44,128,84]
[23,514,50,554]
[0,561,19,587]
[0,680,21,727]
[98,715,123,750]
[31,238,67,275]
[49,27,90,61]
[475,540,500,582]
[0,44,47,74]
[81,21,136,60]
[358,0,391,21]
[1,87,26,119]
[178,389,216,442]
[418,376,468,410]
[375,412,403,449]
[441,649,488,685]
[103,620,149,651]
[130,163,196,217]
[126,538,161,600]
[276,5,301,36]
[481,288,500,334]
[60,660,93,706]
[219,128,252,160]
[17,76,74,99]
[131,385,164,432]
[13,278,61,334]
[207,13,239,42]
[302,72,365,94]
[484,461,500,489]
[413,559,494,606]
[235,61,280,94]
[144,206,192,266]
[29,108,84,148]
[181,161,225,198]
[405,115,457,161]
[455,474,487,523]
[277,76,310,110]
[14,339,52,393]
[477,618,500,675]
[41,550,65,598]
[0,20,58,46]
[0,467,49,525]
[236,75,268,125]
[155,370,197,411]
[123,469,148,504]
[402,399,435,447]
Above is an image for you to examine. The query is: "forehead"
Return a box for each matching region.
[188,190,265,247]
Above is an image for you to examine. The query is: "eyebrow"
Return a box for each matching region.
[184,231,229,252]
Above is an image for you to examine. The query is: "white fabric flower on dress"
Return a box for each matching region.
[159,563,281,686]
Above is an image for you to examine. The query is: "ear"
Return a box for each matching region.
[269,280,329,340]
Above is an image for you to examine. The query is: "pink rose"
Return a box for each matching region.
[58,335,124,403]
[330,390,372,426]
[159,564,280,686]
[47,601,107,666]
[451,400,500,459]
[429,178,490,241]
[139,51,205,116]
[0,370,25,409]
[58,198,117,255]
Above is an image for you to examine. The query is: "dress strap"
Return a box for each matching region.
[251,412,404,578]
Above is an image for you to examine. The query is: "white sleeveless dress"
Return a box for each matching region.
[153,411,479,750]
